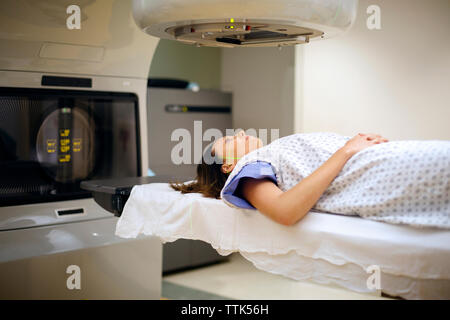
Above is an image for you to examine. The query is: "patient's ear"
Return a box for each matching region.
[221,163,235,174]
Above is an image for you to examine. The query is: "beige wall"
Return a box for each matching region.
[154,0,450,141]
[299,0,450,140]
[221,46,296,138]
[149,39,222,90]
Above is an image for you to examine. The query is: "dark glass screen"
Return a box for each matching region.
[0,88,140,206]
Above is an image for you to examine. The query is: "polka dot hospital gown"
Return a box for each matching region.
[221,132,450,229]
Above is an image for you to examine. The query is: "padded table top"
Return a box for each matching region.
[116,182,450,299]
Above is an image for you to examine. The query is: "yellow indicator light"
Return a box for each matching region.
[230,18,234,23]
[60,145,70,153]
[182,106,188,112]
[60,138,70,146]
[58,154,71,163]
[46,139,56,153]
[60,129,70,137]
[73,138,82,152]
[230,25,234,29]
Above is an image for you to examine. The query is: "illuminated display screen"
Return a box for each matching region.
[0,88,140,206]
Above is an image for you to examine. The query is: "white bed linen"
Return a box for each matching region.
[116,183,450,299]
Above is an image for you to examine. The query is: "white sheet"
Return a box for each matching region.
[116,183,450,299]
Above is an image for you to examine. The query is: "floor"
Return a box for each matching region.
[162,253,390,300]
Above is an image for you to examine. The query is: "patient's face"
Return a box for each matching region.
[212,130,262,167]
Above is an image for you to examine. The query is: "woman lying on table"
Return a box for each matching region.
[171,131,450,229]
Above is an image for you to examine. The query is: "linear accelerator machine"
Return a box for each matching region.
[85,0,359,212]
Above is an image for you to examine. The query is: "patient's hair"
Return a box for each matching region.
[170,143,228,199]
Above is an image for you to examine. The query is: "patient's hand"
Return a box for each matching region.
[343,133,389,157]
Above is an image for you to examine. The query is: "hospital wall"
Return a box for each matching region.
[149,39,222,90]
[221,0,450,141]
[299,0,450,140]
[151,39,296,139]
[221,47,296,138]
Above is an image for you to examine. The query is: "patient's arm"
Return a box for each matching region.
[241,147,352,226]
[241,133,388,226]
